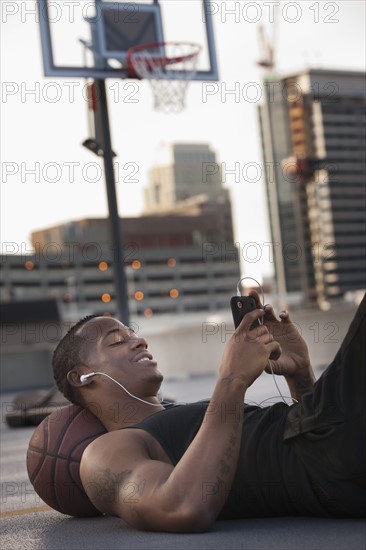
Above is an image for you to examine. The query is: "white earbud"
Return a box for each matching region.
[80,373,96,383]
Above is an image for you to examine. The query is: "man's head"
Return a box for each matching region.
[52,314,101,406]
[52,315,163,410]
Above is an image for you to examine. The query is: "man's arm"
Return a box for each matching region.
[80,309,281,533]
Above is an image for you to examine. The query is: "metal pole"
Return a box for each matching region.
[94,79,130,324]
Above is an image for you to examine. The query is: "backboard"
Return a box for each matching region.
[37,0,219,81]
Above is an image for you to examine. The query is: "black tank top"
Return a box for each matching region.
[128,400,329,519]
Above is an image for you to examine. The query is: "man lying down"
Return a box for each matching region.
[52,291,366,532]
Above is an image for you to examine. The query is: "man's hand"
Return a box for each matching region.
[219,308,281,390]
[250,291,316,400]
[262,304,311,378]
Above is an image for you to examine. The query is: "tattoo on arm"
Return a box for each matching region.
[288,372,315,400]
[84,465,145,514]
[222,375,235,388]
[211,419,240,497]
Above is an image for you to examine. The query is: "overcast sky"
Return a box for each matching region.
[1,0,365,281]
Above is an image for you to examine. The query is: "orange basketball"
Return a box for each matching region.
[26,404,107,517]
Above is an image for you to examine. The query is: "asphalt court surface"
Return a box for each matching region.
[1,375,365,550]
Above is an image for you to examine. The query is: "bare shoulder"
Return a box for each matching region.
[80,429,174,526]
[80,429,152,503]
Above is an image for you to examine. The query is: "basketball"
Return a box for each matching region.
[26,404,107,517]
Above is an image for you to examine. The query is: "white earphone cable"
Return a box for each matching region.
[83,372,164,407]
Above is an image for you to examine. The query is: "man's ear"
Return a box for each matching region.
[67,368,92,387]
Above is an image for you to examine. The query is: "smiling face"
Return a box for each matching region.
[75,316,164,401]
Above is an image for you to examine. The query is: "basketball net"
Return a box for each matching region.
[127,42,201,114]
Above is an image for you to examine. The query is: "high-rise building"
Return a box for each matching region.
[258,69,366,306]
[145,143,222,210]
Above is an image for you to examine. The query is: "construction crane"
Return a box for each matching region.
[257,3,279,74]
[257,24,275,71]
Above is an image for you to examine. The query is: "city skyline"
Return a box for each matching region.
[2,1,365,282]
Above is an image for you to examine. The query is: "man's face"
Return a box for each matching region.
[76,317,164,396]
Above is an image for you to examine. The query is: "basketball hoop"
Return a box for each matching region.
[127,42,201,113]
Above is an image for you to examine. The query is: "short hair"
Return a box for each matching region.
[52,314,101,406]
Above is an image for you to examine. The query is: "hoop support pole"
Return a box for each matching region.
[93,79,130,324]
